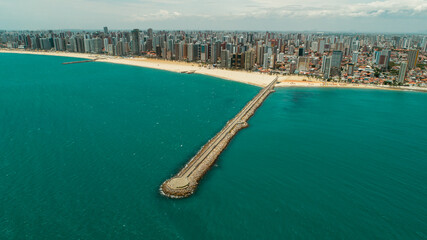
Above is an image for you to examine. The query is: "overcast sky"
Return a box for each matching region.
[1,0,427,33]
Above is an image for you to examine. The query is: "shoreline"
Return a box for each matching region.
[1,49,426,93]
[0,49,270,87]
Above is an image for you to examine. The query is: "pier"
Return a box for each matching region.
[160,77,277,198]
[62,59,97,65]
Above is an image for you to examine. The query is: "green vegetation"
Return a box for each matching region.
[374,67,381,77]
[390,69,399,76]
[416,63,426,69]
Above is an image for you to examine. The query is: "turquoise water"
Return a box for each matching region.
[0,53,426,239]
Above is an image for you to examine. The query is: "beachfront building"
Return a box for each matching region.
[407,50,419,69]
[2,29,427,86]
[330,51,343,77]
[331,51,343,68]
[220,49,230,68]
[131,29,140,55]
[322,56,332,79]
[297,57,309,72]
[244,49,255,70]
[352,52,359,65]
[397,62,408,84]
[347,63,355,76]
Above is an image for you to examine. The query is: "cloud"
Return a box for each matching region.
[128,10,182,22]
[343,0,427,17]
[228,0,427,19]
[1,0,426,32]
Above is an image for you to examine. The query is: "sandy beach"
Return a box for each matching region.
[1,49,426,92]
[0,49,272,87]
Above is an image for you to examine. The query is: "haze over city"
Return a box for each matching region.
[1,0,427,32]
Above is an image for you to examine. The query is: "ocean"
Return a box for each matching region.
[0,53,426,239]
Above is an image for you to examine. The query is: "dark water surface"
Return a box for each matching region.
[1,53,426,239]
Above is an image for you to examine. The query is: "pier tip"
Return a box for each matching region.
[167,177,190,189]
[160,177,194,198]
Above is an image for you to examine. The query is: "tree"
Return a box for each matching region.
[374,71,380,78]
[374,67,381,77]
[390,69,399,76]
[416,63,426,70]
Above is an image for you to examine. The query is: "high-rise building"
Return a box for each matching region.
[75,37,85,53]
[331,51,343,68]
[187,43,194,61]
[200,44,208,62]
[53,38,61,51]
[257,44,265,65]
[103,38,109,50]
[318,40,325,53]
[263,53,271,69]
[156,45,162,57]
[381,49,391,69]
[422,38,427,52]
[347,63,354,76]
[116,41,124,56]
[397,62,408,84]
[298,47,305,56]
[407,50,419,69]
[269,54,275,69]
[231,53,245,69]
[288,45,295,55]
[193,43,200,61]
[92,38,103,53]
[40,38,51,50]
[145,38,153,52]
[352,52,359,65]
[244,49,255,70]
[210,42,217,64]
[210,41,221,64]
[373,50,381,64]
[183,43,188,60]
[289,62,297,74]
[277,52,285,62]
[421,37,427,52]
[322,56,332,79]
[84,38,91,53]
[107,44,115,55]
[321,56,328,73]
[131,29,140,55]
[147,28,153,39]
[174,42,180,60]
[103,27,109,34]
[220,49,230,68]
[311,42,318,52]
[297,57,309,72]
[178,42,184,60]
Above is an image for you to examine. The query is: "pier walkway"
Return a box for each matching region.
[62,59,97,65]
[160,77,277,198]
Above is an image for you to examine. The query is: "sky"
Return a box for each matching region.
[1,0,427,33]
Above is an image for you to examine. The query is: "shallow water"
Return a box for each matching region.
[0,53,426,239]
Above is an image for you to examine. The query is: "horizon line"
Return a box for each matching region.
[1,28,427,35]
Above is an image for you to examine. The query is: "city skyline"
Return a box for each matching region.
[2,28,426,88]
[1,0,427,33]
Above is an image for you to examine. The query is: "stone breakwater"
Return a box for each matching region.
[62,59,97,65]
[160,77,277,198]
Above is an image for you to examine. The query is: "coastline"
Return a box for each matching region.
[1,49,426,92]
[0,49,271,87]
